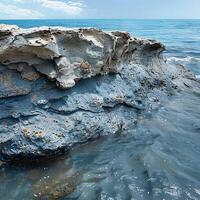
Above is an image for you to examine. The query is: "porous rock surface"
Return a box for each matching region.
[0,24,198,161]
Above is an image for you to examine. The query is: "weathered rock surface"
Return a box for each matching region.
[0,24,199,161]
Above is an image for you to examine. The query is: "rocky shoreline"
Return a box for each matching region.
[0,24,199,161]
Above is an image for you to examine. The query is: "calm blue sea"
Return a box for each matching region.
[1,19,200,75]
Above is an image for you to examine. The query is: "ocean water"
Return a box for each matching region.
[0,19,200,200]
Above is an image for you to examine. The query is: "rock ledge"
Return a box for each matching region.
[0,25,198,161]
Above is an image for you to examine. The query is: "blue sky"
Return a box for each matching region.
[0,0,200,19]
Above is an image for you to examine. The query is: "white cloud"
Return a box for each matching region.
[0,2,43,19]
[0,0,85,19]
[13,0,26,2]
[39,0,84,15]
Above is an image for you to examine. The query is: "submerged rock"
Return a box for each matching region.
[33,177,75,200]
[0,24,199,161]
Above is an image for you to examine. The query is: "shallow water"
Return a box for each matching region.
[0,90,200,200]
[0,19,200,200]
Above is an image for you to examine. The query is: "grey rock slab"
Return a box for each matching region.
[0,24,199,161]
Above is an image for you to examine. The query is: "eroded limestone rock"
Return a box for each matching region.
[0,24,199,161]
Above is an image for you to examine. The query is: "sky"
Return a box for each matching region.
[0,0,200,19]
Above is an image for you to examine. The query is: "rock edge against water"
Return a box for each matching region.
[0,24,198,161]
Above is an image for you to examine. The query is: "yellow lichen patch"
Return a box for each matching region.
[17,60,40,82]
[22,128,31,136]
[33,131,45,138]
[21,71,40,81]
[23,128,45,139]
[80,61,91,73]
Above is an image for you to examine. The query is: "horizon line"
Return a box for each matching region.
[0,18,200,21]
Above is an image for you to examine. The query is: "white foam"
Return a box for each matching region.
[167,56,200,63]
[196,75,200,79]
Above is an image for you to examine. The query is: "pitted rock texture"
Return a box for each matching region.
[0,24,199,161]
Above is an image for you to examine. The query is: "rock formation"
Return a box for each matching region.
[0,24,198,161]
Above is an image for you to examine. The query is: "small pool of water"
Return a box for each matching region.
[0,89,200,200]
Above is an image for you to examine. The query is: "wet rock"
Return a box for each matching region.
[33,179,75,200]
[0,24,199,161]
[32,170,82,200]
